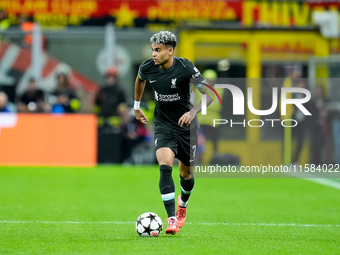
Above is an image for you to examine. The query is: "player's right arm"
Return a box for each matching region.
[134,75,148,124]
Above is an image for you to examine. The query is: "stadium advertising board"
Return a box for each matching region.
[0,114,97,166]
[0,0,339,29]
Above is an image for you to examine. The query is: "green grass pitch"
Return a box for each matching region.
[0,165,339,254]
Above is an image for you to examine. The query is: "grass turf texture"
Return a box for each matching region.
[0,165,339,255]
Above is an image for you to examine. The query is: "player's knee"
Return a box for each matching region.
[158,160,172,167]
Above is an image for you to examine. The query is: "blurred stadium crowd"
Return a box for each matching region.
[0,6,157,164]
[0,0,340,166]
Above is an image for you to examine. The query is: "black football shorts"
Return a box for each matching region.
[154,128,198,167]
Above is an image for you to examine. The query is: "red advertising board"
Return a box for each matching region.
[0,114,97,166]
[0,0,339,28]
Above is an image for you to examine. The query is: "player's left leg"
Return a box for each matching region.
[177,161,194,228]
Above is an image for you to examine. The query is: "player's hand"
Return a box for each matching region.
[135,109,148,124]
[178,111,193,127]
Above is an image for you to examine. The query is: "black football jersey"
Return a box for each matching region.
[138,57,204,132]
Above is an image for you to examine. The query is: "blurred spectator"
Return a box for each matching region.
[95,66,126,126]
[0,91,11,112]
[192,69,224,156]
[118,104,149,163]
[292,79,321,165]
[282,65,303,118]
[196,127,206,165]
[315,86,332,163]
[51,72,80,113]
[18,14,47,50]
[327,82,340,164]
[0,9,10,31]
[331,111,340,164]
[18,78,49,113]
[18,14,34,48]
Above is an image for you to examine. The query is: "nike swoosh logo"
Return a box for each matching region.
[189,158,195,162]
[150,80,157,83]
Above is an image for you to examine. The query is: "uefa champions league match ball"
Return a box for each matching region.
[136,212,163,237]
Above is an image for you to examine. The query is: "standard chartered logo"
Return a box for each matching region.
[154,91,180,102]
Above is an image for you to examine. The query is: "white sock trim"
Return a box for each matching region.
[179,198,188,208]
[161,192,175,201]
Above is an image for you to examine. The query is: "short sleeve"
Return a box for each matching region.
[184,59,205,88]
[138,62,148,80]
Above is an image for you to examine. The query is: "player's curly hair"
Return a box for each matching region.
[150,31,177,49]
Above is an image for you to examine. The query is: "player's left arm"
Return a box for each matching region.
[178,61,214,127]
[192,82,215,115]
[178,81,214,127]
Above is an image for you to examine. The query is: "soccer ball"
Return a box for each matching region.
[136,212,163,237]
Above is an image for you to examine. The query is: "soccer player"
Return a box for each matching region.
[134,31,213,235]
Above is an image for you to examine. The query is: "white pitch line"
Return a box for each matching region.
[286,171,340,190]
[0,220,135,224]
[195,222,340,227]
[0,220,338,227]
[304,178,340,190]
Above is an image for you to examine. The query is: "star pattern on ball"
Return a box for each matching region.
[136,212,162,237]
[136,217,142,226]
[146,213,157,221]
[142,223,152,236]
[157,222,162,231]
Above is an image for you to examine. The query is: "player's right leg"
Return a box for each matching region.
[156,147,179,235]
